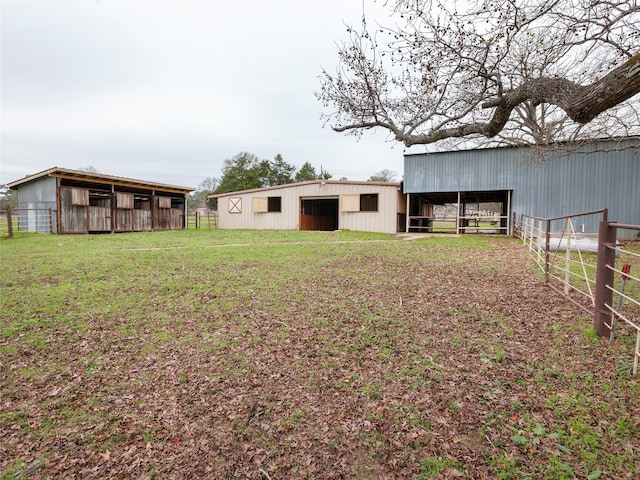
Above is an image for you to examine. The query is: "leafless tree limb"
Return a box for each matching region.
[317,0,640,149]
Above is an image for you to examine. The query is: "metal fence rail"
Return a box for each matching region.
[516,209,605,315]
[597,223,640,375]
[186,211,218,229]
[516,210,640,375]
[0,208,57,237]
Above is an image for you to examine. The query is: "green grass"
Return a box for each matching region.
[1,229,638,478]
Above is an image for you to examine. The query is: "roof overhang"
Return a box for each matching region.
[7,167,194,194]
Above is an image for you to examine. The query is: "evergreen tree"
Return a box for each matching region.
[214,152,297,195]
[295,162,317,182]
[214,153,263,194]
[295,162,332,182]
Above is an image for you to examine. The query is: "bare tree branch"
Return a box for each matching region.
[317,0,640,149]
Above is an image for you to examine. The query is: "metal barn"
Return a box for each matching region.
[403,137,639,239]
[208,180,406,234]
[7,167,193,234]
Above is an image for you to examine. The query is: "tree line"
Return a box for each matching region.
[188,152,397,210]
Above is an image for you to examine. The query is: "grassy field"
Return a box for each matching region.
[1,230,638,479]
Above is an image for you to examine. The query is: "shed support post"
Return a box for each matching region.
[456,191,461,234]
[506,190,511,235]
[151,190,156,231]
[183,195,187,230]
[594,216,616,337]
[7,208,13,237]
[56,178,62,234]
[405,194,410,233]
[111,185,116,234]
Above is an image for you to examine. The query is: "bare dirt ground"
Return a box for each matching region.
[1,236,638,479]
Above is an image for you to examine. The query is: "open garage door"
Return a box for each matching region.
[300,197,339,231]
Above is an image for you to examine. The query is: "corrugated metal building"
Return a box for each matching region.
[7,167,193,234]
[403,138,639,239]
[208,180,406,234]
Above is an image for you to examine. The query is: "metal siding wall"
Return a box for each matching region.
[216,183,402,233]
[405,139,639,237]
[16,177,58,233]
[339,187,399,234]
[16,177,57,206]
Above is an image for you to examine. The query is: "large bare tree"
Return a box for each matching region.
[317,0,640,149]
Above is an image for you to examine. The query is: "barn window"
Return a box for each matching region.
[89,191,111,207]
[229,197,242,214]
[252,196,281,213]
[158,197,171,209]
[360,194,378,212]
[268,196,281,212]
[71,188,89,206]
[134,195,151,210]
[341,193,378,212]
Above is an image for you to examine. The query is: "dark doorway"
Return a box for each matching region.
[300,197,339,231]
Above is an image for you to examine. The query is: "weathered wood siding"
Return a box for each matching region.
[9,168,192,234]
[154,196,184,230]
[116,193,134,209]
[133,209,152,231]
[89,207,111,231]
[60,187,88,233]
[115,209,133,231]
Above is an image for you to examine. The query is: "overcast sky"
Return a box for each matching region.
[1,0,406,190]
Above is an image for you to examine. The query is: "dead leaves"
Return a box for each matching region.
[2,238,639,478]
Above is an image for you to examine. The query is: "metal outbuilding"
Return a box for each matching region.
[403,137,639,239]
[208,180,406,234]
[7,167,193,234]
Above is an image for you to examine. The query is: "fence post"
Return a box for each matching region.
[7,208,13,238]
[594,220,617,337]
[545,219,551,283]
[48,208,53,233]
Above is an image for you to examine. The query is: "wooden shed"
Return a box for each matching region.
[208,180,406,234]
[7,167,193,234]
